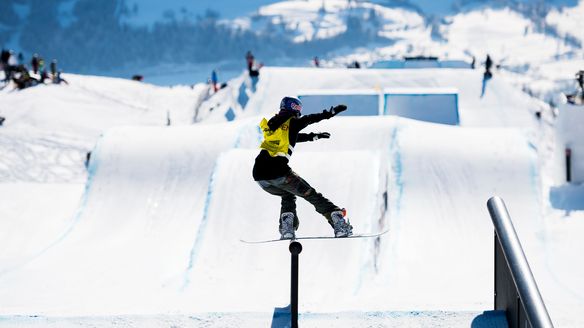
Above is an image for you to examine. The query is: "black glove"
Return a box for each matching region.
[324,104,347,118]
[311,132,330,141]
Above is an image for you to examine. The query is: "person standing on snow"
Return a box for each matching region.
[485,54,493,78]
[31,54,40,74]
[211,69,218,92]
[252,96,353,239]
[245,51,255,72]
[576,71,584,97]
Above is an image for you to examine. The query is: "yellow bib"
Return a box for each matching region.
[259,117,294,159]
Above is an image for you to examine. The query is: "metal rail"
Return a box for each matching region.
[487,196,553,328]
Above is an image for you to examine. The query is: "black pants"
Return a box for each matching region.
[257,171,339,228]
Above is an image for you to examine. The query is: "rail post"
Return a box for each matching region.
[289,241,302,328]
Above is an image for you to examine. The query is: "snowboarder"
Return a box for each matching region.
[252,96,353,239]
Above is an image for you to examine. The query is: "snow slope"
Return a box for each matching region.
[2,67,582,327]
[0,115,536,315]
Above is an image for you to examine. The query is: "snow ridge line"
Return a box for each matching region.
[181,159,219,290]
[385,124,404,287]
[182,127,247,289]
[390,124,404,216]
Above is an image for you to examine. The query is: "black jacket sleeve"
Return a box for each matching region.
[297,133,315,143]
[296,110,333,130]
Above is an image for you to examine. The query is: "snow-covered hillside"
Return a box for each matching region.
[234,0,426,43]
[2,0,582,94]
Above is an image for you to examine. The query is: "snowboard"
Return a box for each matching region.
[240,229,389,244]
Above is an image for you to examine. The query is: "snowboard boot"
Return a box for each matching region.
[327,209,353,238]
[279,212,296,240]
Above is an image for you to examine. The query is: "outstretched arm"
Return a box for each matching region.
[297,104,347,128]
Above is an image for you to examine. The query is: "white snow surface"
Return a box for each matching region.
[0,65,583,328]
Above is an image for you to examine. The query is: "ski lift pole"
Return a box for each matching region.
[289,240,302,328]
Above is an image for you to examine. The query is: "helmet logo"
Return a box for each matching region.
[291,102,302,112]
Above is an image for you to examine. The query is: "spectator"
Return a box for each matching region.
[53,71,68,85]
[347,60,361,69]
[485,54,493,78]
[246,51,254,72]
[246,50,262,92]
[12,64,38,90]
[38,57,45,74]
[211,69,218,92]
[37,57,47,83]
[50,59,57,78]
[576,70,584,95]
[1,50,17,82]
[31,54,40,74]
[0,49,10,81]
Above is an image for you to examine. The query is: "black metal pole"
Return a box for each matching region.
[566,148,572,183]
[289,241,302,328]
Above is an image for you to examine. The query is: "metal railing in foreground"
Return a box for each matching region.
[487,196,554,328]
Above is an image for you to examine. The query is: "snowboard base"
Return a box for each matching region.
[240,229,389,244]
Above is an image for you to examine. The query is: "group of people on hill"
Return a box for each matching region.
[1,49,67,90]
